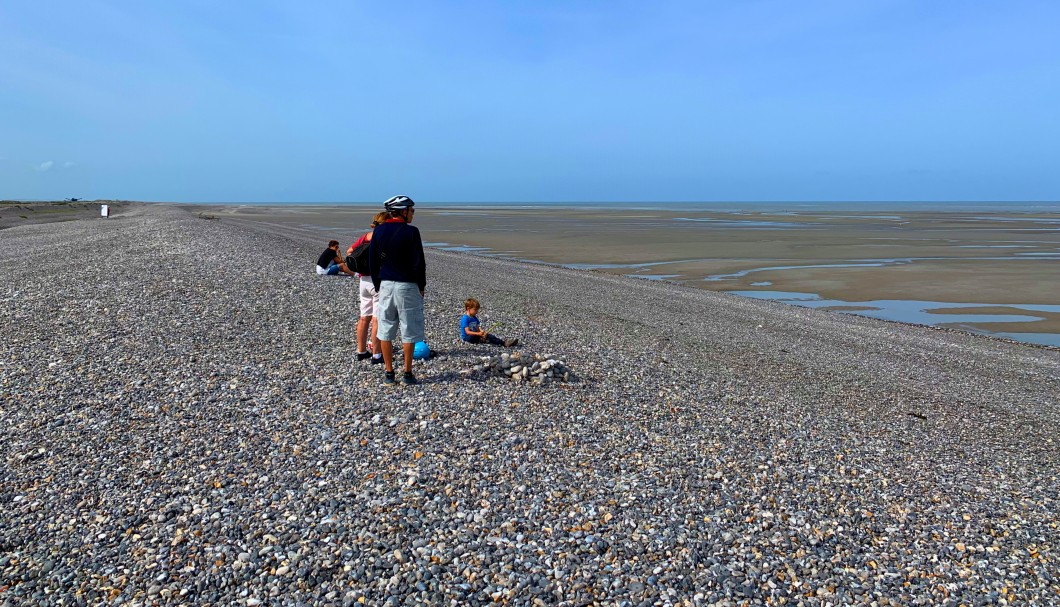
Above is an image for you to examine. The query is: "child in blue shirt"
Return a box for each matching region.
[460,298,519,347]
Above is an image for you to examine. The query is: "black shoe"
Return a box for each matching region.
[356,351,372,361]
[370,355,384,365]
[401,372,418,385]
[383,371,396,385]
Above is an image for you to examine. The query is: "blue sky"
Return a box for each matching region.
[2,1,1058,203]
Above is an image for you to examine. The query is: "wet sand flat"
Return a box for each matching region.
[205,204,1060,300]
[203,203,1060,342]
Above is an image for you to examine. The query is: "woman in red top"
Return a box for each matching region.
[349,212,389,362]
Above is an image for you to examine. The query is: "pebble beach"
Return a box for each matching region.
[2,204,1059,605]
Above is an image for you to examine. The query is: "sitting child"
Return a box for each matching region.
[459,298,519,347]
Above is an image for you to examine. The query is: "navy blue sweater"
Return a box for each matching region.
[369,221,426,292]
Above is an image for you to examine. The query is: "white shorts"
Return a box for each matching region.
[376,281,425,344]
[358,277,378,317]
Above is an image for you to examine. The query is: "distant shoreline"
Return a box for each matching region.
[8,199,1057,212]
[181,200,1060,212]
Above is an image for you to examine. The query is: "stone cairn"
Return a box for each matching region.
[468,352,575,384]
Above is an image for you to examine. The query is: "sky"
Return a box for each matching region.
[2,1,1059,203]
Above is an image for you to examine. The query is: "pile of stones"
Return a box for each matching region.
[469,351,575,384]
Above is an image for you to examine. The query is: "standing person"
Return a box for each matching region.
[348,212,389,363]
[316,240,357,276]
[370,195,427,385]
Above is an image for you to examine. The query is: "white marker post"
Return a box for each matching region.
[101,204,109,218]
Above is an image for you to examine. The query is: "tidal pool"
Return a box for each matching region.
[727,290,1060,347]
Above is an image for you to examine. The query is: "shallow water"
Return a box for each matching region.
[673,217,820,228]
[727,290,1060,347]
[703,256,1060,281]
[629,274,681,281]
[991,332,1060,346]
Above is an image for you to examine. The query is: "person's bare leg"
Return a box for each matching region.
[339,262,357,276]
[371,317,381,354]
[381,340,394,372]
[402,342,415,374]
[356,316,371,352]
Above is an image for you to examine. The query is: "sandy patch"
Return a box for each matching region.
[0,200,136,229]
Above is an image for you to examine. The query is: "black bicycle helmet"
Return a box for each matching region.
[383,195,415,211]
